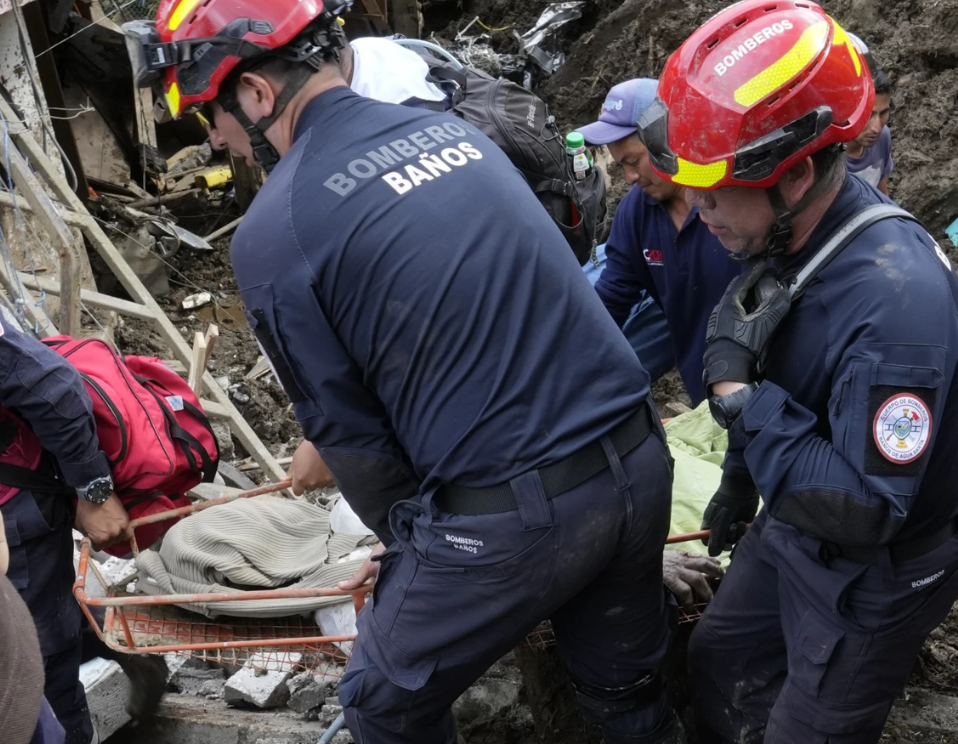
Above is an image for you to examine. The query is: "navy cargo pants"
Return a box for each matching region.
[4,488,94,744]
[341,418,677,744]
[689,510,958,743]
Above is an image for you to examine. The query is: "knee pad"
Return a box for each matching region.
[572,673,664,725]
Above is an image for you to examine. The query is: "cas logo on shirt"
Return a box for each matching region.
[643,248,664,266]
[873,394,932,464]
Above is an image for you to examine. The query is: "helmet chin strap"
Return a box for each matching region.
[763,169,838,258]
[217,62,320,173]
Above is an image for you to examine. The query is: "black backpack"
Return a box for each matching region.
[425,63,607,266]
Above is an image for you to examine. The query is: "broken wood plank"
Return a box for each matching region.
[203,324,219,370]
[128,189,201,210]
[204,216,242,243]
[245,356,272,381]
[17,273,155,320]
[0,190,91,229]
[188,331,208,396]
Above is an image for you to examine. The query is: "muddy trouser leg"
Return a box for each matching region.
[340,430,675,744]
[760,518,958,744]
[686,510,786,744]
[3,489,93,744]
[549,432,676,744]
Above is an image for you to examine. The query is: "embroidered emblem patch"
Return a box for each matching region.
[873,394,932,464]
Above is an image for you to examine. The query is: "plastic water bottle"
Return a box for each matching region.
[566,131,592,181]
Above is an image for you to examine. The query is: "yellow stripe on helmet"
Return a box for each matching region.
[165,82,182,119]
[829,18,862,77]
[734,20,830,107]
[168,0,204,31]
[672,158,728,189]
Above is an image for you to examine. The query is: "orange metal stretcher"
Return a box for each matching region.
[74,481,710,675]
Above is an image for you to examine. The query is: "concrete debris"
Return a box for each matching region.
[317,700,345,727]
[199,679,226,699]
[182,292,213,310]
[286,672,328,716]
[163,652,189,682]
[168,656,227,696]
[228,381,252,404]
[73,532,135,598]
[224,653,303,709]
[80,658,132,741]
[167,144,213,176]
[452,676,520,725]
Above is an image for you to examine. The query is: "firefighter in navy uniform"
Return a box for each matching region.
[637,1,958,742]
[131,1,688,742]
[0,313,134,744]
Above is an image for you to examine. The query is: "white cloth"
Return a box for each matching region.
[349,37,446,105]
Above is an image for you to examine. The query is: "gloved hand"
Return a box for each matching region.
[702,470,759,557]
[703,260,791,390]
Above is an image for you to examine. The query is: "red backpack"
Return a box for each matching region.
[0,337,219,557]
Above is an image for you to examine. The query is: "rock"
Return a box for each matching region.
[210,422,235,461]
[287,672,327,715]
[453,677,520,725]
[80,658,132,740]
[169,656,227,696]
[317,701,344,727]
[224,653,302,709]
[199,679,225,699]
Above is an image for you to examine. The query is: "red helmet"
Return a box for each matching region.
[123,0,346,120]
[638,0,873,190]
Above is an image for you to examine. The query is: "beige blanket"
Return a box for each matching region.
[135,495,377,618]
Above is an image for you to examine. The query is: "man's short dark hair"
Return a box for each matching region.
[873,69,892,97]
[812,143,845,186]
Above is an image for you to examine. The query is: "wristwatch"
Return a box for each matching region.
[708,383,759,430]
[76,475,114,505]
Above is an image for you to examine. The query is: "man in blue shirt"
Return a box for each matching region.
[582,244,674,381]
[581,79,744,406]
[149,2,680,742]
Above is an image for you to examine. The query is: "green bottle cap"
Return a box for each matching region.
[566,131,585,149]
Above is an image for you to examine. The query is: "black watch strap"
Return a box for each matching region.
[709,383,759,430]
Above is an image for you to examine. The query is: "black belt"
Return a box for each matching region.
[434,406,655,516]
[830,518,958,566]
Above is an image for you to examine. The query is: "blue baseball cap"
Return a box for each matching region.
[578,78,659,146]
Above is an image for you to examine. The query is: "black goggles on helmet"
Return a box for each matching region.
[637,97,835,184]
[122,19,274,91]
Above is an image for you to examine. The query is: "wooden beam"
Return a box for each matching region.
[188,331,208,395]
[0,96,287,484]
[0,190,92,229]
[0,117,80,335]
[17,273,156,320]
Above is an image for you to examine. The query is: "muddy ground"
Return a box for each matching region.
[102,0,958,740]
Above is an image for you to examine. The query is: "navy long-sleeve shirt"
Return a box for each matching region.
[231,87,649,531]
[595,186,743,405]
[729,175,958,545]
[0,316,109,494]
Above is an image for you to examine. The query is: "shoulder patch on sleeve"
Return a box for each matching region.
[872,393,932,465]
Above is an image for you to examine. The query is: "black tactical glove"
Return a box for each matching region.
[703,261,791,390]
[702,470,759,557]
